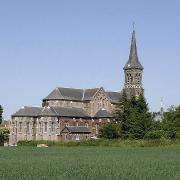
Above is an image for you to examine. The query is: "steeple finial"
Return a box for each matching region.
[132,21,135,31]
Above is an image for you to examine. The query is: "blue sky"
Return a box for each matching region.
[0,0,180,119]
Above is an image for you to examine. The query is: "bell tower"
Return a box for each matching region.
[123,30,144,99]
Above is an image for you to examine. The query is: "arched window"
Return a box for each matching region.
[95,124,99,134]
[26,122,30,133]
[44,122,48,132]
[39,122,43,133]
[75,134,80,141]
[19,122,22,133]
[51,122,55,132]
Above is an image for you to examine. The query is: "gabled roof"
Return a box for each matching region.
[43,87,100,101]
[83,88,100,100]
[61,126,91,134]
[44,88,63,100]
[40,106,57,116]
[124,30,143,70]
[12,106,42,117]
[94,109,112,118]
[13,106,90,118]
[57,87,83,100]
[52,107,90,118]
[106,91,122,104]
[43,87,121,104]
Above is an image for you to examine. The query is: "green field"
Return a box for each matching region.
[0,147,179,180]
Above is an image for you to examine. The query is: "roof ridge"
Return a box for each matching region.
[57,87,84,91]
[56,87,64,98]
[82,89,85,101]
[51,106,58,116]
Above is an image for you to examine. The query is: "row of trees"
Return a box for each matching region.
[99,91,180,139]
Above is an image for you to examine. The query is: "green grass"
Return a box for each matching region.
[0,147,180,180]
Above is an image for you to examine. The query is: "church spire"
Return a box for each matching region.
[124,30,143,70]
[123,30,144,99]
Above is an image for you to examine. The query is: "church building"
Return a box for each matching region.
[9,30,143,144]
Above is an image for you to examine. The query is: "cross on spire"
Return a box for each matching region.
[132,21,135,31]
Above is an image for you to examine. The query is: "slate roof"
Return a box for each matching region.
[56,87,83,100]
[12,106,43,117]
[124,30,143,70]
[43,87,100,101]
[52,107,90,118]
[43,87,121,104]
[40,106,57,116]
[94,109,112,118]
[61,126,91,134]
[83,88,100,100]
[13,106,90,118]
[106,91,122,103]
[44,88,63,100]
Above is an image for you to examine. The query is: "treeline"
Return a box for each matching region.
[99,91,180,140]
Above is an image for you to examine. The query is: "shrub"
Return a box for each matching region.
[0,128,10,146]
[99,123,121,139]
[176,131,180,139]
[144,130,165,140]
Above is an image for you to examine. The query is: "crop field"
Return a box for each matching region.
[0,147,179,180]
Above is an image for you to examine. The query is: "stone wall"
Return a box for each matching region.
[10,117,37,145]
[60,133,91,142]
[43,100,85,109]
[124,69,143,98]
[89,88,113,116]
[9,116,111,144]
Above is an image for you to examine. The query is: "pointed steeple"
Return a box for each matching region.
[124,30,143,70]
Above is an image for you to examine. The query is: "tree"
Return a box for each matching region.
[113,90,131,138]
[114,91,152,139]
[0,128,10,146]
[162,105,180,139]
[99,123,121,139]
[0,105,3,124]
[126,94,152,139]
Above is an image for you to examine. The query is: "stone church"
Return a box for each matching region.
[9,30,143,144]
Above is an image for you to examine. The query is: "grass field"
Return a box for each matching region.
[0,147,179,180]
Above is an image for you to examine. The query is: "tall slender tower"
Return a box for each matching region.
[123,30,144,99]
